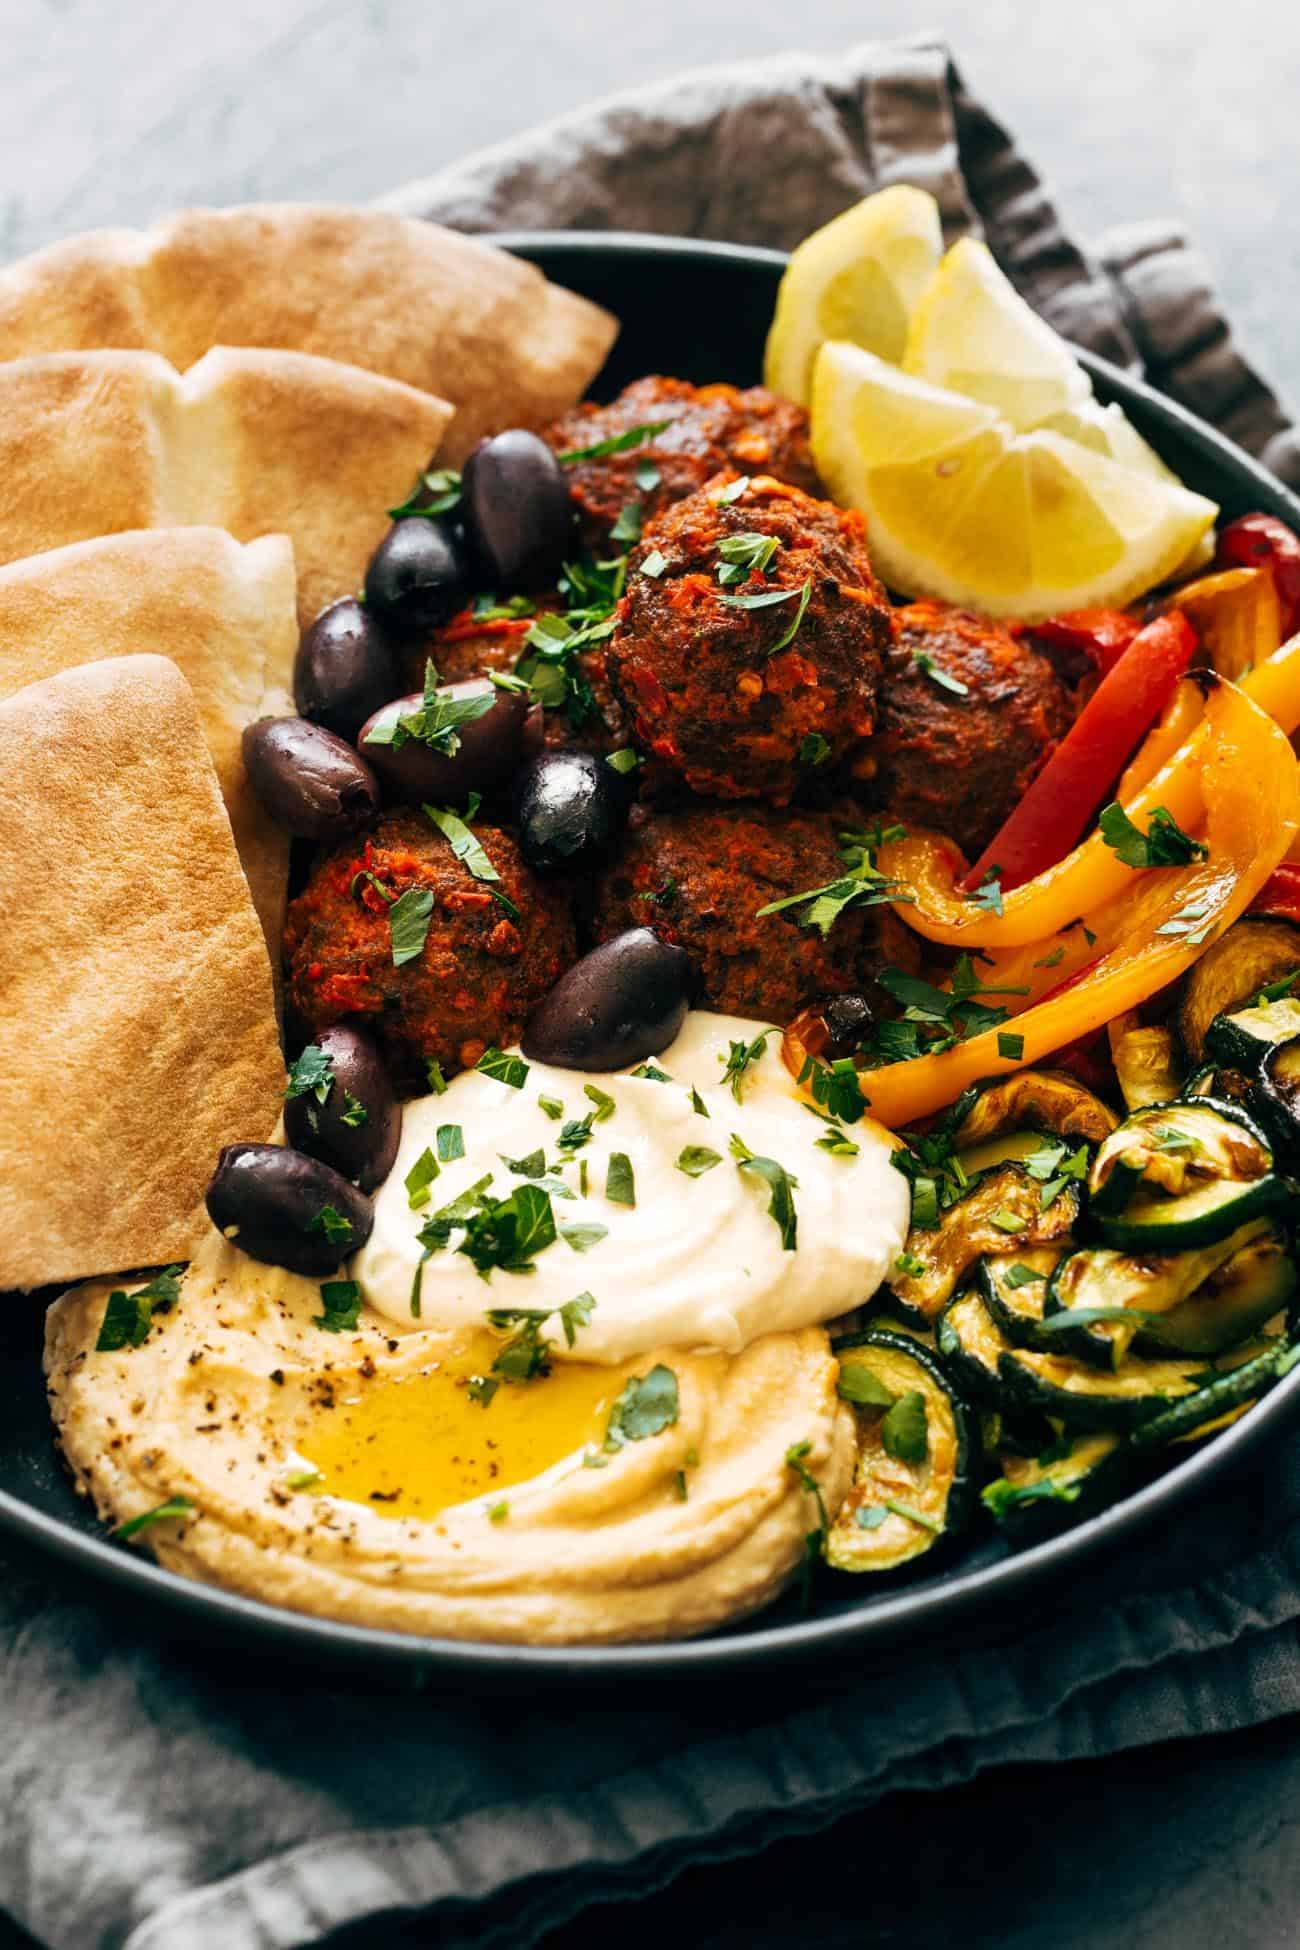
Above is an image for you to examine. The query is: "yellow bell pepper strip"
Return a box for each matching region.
[792,680,1299,1130]
[877,632,1300,950]
[1162,566,1282,680]
[1115,675,1204,803]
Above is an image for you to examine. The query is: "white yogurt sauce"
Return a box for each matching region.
[353,1011,910,1364]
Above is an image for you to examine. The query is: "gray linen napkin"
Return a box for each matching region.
[5,33,1300,1950]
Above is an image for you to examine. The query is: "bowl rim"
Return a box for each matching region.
[7,226,1299,1682]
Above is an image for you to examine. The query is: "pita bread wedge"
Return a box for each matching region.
[0,655,285,1290]
[0,528,297,953]
[0,345,453,625]
[0,204,617,460]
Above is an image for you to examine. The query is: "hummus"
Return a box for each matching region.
[45,1010,910,1645]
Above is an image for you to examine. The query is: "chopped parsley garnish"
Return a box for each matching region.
[388,887,435,967]
[1023,1138,1089,1208]
[715,530,781,586]
[466,1375,499,1406]
[879,1390,928,1465]
[800,1054,868,1125]
[423,802,520,921]
[639,548,669,578]
[605,1152,636,1206]
[486,1291,597,1382]
[676,1144,722,1177]
[557,1113,595,1153]
[500,1147,546,1178]
[973,870,1005,917]
[719,576,812,656]
[814,1124,859,1158]
[285,1467,323,1492]
[538,1094,565,1120]
[112,1497,195,1541]
[459,1182,557,1278]
[1098,802,1209,869]
[721,1030,770,1101]
[476,1047,530,1089]
[556,419,671,464]
[1256,970,1300,1004]
[636,877,678,908]
[982,1474,1082,1519]
[583,1083,616,1122]
[284,1044,335,1105]
[559,1221,609,1253]
[689,1085,710,1118]
[631,1061,672,1081]
[606,747,642,773]
[488,1500,509,1524]
[855,1505,889,1531]
[730,1134,797,1249]
[609,501,641,545]
[1004,1262,1047,1290]
[1034,946,1066,970]
[95,1265,184,1352]
[1155,895,1216,944]
[913,651,969,696]
[363,659,494,758]
[605,1364,680,1449]
[785,1439,829,1607]
[410,1173,496,1314]
[998,1032,1025,1061]
[884,1498,942,1533]
[857,956,1029,1068]
[798,732,832,767]
[989,1207,1026,1235]
[636,458,661,492]
[306,1205,353,1248]
[315,1279,362,1332]
[894,1250,927,1279]
[836,1365,896,1408]
[387,466,462,520]
[712,476,750,505]
[472,592,536,622]
[757,825,912,938]
[436,1123,465,1162]
[405,1147,440,1209]
[339,1092,368,1128]
[426,1058,448,1095]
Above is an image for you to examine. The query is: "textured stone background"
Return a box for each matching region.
[3,2,1299,1945]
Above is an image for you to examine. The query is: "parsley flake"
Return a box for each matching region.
[112,1497,195,1541]
[605,1152,636,1205]
[721,1030,770,1101]
[388,888,435,967]
[284,1045,335,1105]
[605,1364,680,1448]
[912,651,970,696]
[556,420,671,464]
[676,1145,722,1177]
[95,1266,184,1352]
[1098,802,1209,869]
[405,1147,440,1209]
[730,1134,797,1249]
[314,1279,362,1332]
[476,1048,530,1089]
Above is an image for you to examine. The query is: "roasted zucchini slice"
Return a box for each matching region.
[826,1329,977,1573]
[1178,918,1300,1064]
[935,1288,1013,1403]
[997,1331,1284,1432]
[887,1165,1080,1322]
[1182,1061,1251,1105]
[1107,1014,1182,1114]
[1250,1034,1300,1166]
[1129,1337,1300,1449]
[982,1432,1130,1528]
[977,1246,1067,1348]
[1042,1222,1278,1367]
[1205,995,1300,1071]
[948,1071,1118,1148]
[1088,1098,1282,1248]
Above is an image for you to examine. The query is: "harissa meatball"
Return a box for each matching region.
[284,810,576,1085]
[591,802,921,1024]
[864,600,1073,857]
[606,473,894,804]
[544,375,822,548]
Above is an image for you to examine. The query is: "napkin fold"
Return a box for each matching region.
[6,31,1300,1950]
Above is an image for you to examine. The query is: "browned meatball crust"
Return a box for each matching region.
[606,474,893,805]
[864,601,1073,857]
[283,811,576,1085]
[590,802,921,1024]
[544,375,822,549]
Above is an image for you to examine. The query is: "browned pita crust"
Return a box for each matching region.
[0,346,453,626]
[0,205,617,460]
[0,655,285,1290]
[0,528,297,953]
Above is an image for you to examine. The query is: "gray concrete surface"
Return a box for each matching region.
[3,5,1299,1947]
[5,0,1299,408]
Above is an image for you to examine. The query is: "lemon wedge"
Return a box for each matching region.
[904,236,1092,431]
[763,185,943,406]
[811,341,1218,619]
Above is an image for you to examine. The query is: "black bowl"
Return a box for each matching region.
[6,231,1300,1686]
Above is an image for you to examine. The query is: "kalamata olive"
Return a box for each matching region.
[294,599,400,742]
[205,1144,374,1275]
[522,928,696,1071]
[358,678,534,803]
[460,430,572,589]
[242,717,380,840]
[821,992,875,1059]
[513,750,627,874]
[363,517,467,634]
[283,1025,402,1191]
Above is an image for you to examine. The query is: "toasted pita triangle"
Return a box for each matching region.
[0,345,453,626]
[0,528,297,953]
[0,205,616,461]
[0,656,284,1289]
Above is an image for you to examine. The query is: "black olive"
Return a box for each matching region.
[513,750,627,874]
[460,430,572,589]
[358,679,534,804]
[363,517,467,635]
[283,1025,402,1192]
[522,928,696,1071]
[241,718,380,840]
[294,599,400,742]
[821,992,876,1059]
[205,1145,374,1275]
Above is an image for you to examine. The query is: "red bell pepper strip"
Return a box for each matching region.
[1215,514,1300,639]
[1028,607,1141,678]
[962,609,1198,893]
[1249,861,1300,925]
